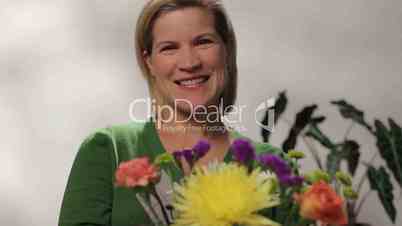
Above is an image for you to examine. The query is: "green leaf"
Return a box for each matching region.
[310,116,326,124]
[389,118,402,186]
[304,124,340,177]
[261,91,288,142]
[340,140,360,175]
[305,124,336,150]
[375,119,402,187]
[282,105,318,152]
[367,166,396,223]
[331,100,373,132]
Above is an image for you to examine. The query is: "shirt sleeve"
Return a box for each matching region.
[58,130,116,226]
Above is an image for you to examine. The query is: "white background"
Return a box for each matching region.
[1,0,401,225]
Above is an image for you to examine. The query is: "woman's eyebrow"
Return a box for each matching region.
[154,32,219,48]
[196,32,219,39]
[154,41,175,49]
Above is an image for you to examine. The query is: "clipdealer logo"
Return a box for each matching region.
[254,97,276,133]
[128,97,275,132]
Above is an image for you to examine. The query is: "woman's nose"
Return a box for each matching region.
[178,46,202,72]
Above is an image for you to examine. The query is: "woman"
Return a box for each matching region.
[58,1,279,226]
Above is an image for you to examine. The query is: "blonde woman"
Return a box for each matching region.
[58,1,279,225]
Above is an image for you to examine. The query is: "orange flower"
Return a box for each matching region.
[115,157,160,187]
[294,180,348,225]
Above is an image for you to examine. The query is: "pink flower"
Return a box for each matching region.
[294,181,348,225]
[115,157,160,188]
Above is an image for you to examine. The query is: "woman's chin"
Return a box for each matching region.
[174,100,208,112]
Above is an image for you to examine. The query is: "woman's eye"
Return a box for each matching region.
[196,39,214,46]
[160,46,176,53]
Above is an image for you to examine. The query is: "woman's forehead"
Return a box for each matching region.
[151,7,217,43]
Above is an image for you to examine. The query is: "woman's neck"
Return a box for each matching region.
[154,104,227,136]
[154,110,228,147]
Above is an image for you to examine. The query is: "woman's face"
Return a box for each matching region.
[145,7,226,116]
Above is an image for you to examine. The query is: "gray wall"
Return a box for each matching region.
[1,0,401,225]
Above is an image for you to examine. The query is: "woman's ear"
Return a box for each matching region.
[143,50,154,76]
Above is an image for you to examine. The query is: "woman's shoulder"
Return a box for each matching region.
[77,121,151,166]
[60,120,152,226]
[80,121,147,147]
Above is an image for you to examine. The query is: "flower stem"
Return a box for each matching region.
[294,159,300,176]
[343,121,355,141]
[140,193,163,226]
[355,190,371,215]
[284,203,298,226]
[302,136,323,170]
[151,187,171,225]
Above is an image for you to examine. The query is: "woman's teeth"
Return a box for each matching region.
[176,76,209,87]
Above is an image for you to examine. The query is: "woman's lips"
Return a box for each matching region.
[174,75,210,88]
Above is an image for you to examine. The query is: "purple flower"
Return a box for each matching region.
[173,151,183,162]
[258,153,304,187]
[231,138,256,164]
[182,149,194,166]
[172,151,185,170]
[173,140,211,170]
[193,140,211,160]
[258,154,291,176]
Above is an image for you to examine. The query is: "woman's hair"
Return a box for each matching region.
[135,0,237,115]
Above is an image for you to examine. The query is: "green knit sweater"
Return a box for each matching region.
[58,119,281,226]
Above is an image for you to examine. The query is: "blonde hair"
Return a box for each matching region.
[135,0,237,115]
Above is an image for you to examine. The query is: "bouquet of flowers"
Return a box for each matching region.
[115,138,356,226]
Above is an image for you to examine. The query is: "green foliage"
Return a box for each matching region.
[340,140,360,176]
[260,92,401,224]
[374,119,402,187]
[305,124,336,150]
[282,105,321,152]
[331,100,373,132]
[304,126,361,178]
[367,166,396,223]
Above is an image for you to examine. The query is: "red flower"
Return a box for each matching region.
[115,157,160,188]
[294,181,348,225]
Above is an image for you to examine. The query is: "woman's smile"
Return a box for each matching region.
[174,75,210,89]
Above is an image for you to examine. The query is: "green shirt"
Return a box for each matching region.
[58,119,281,226]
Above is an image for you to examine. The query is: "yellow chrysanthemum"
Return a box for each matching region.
[172,163,281,226]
